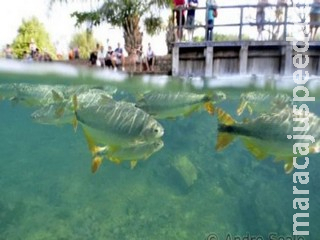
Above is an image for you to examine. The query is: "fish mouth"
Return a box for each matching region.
[156,127,164,138]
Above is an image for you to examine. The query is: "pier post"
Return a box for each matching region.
[205,46,213,78]
[239,44,248,75]
[172,46,179,76]
[284,44,292,75]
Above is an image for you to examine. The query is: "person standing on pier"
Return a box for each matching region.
[256,0,268,40]
[186,0,198,42]
[274,0,287,40]
[206,0,217,41]
[173,0,186,42]
[310,0,320,40]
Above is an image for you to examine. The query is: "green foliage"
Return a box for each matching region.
[52,0,172,55]
[144,16,163,36]
[193,33,253,42]
[214,33,253,41]
[11,17,56,59]
[69,31,97,59]
[71,0,149,27]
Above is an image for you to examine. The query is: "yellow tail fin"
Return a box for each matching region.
[92,156,103,173]
[215,108,236,151]
[216,108,235,125]
[215,133,235,151]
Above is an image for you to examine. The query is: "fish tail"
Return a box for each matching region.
[215,108,236,151]
[92,156,103,173]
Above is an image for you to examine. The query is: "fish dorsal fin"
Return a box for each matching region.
[55,107,65,118]
[237,101,247,116]
[242,139,268,160]
[216,108,235,126]
[204,102,215,115]
[100,95,114,104]
[52,90,63,102]
[215,132,235,151]
[91,156,103,173]
[130,160,138,169]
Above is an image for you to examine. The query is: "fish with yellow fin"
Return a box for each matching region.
[215,107,320,174]
[135,91,222,119]
[237,91,292,116]
[73,96,164,147]
[72,95,164,172]
[91,139,164,172]
[31,88,114,126]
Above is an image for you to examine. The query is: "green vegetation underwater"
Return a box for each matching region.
[0,60,319,240]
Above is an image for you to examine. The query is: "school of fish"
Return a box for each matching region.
[1,83,319,174]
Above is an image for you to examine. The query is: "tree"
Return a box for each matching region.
[51,0,171,56]
[11,17,56,59]
[69,31,97,59]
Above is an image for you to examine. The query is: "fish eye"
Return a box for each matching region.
[154,129,158,133]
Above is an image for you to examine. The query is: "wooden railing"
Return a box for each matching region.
[172,3,319,42]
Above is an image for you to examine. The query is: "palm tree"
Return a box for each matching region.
[51,0,171,56]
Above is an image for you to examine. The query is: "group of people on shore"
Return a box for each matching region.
[89,42,125,70]
[3,39,52,62]
[89,42,155,72]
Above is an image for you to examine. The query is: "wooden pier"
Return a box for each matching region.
[171,3,320,77]
[172,41,320,77]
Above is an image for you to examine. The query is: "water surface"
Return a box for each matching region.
[0,60,319,240]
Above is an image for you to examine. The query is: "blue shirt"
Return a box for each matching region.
[207,3,216,21]
[311,5,320,14]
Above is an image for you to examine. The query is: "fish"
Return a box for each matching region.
[60,85,117,99]
[215,107,320,174]
[10,83,66,107]
[91,139,164,173]
[73,96,164,156]
[0,83,18,101]
[135,91,218,119]
[31,88,114,126]
[237,91,292,116]
[8,83,116,108]
[31,103,74,125]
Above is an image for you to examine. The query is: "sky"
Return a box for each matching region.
[0,0,313,57]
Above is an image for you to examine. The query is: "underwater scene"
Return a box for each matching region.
[0,60,319,240]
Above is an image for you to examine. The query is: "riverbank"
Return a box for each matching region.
[59,55,172,75]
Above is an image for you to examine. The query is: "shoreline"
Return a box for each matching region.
[57,55,172,76]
